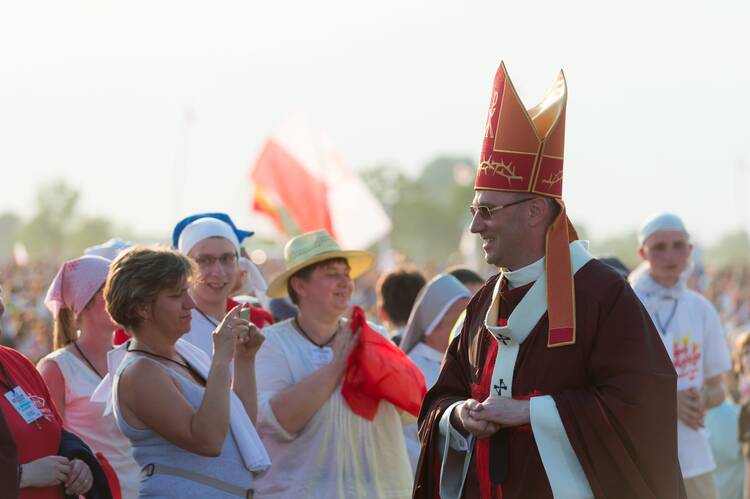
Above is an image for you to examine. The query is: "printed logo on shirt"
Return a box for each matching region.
[29,394,55,422]
[673,336,701,382]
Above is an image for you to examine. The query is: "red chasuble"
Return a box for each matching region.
[413,259,686,499]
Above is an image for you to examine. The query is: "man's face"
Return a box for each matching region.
[469,190,528,268]
[639,230,692,285]
[188,237,239,308]
[294,259,354,319]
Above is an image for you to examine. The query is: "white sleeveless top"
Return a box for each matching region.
[42,348,141,499]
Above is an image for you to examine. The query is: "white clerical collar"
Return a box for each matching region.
[501,256,545,290]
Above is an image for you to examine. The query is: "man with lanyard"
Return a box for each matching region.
[175,215,272,359]
[630,212,731,499]
[412,62,686,498]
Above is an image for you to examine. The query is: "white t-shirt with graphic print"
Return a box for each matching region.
[633,273,732,479]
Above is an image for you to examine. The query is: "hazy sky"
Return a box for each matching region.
[2,0,749,247]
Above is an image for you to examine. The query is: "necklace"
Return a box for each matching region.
[654,299,680,337]
[293,317,337,348]
[126,342,205,382]
[72,341,104,379]
[196,307,219,328]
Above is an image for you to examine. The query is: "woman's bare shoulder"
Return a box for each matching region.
[119,356,177,394]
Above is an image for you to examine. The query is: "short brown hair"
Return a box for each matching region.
[104,246,195,330]
[376,268,426,326]
[287,257,348,306]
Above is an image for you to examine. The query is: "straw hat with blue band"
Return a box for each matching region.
[266,230,374,299]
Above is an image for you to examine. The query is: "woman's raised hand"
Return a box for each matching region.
[212,305,242,364]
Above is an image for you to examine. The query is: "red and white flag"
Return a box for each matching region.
[250,114,391,249]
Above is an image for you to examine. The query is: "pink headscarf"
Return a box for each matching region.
[44,255,112,318]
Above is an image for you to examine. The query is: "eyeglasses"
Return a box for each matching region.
[194,253,238,269]
[469,197,536,220]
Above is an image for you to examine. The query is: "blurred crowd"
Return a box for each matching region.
[4,257,750,364]
[0,260,58,360]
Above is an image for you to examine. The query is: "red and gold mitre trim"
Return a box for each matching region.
[476,62,567,198]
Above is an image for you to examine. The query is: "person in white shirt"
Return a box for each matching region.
[399,274,471,473]
[254,230,413,499]
[176,217,249,358]
[630,212,731,499]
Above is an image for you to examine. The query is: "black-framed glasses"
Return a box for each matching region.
[469,197,536,220]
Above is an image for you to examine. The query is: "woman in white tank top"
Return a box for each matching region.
[37,255,140,499]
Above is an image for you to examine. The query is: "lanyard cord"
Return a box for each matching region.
[196,308,219,328]
[72,341,104,379]
[654,299,680,336]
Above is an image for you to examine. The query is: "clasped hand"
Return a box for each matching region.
[21,456,92,495]
[456,396,531,439]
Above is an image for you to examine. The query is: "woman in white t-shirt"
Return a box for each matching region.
[37,255,140,499]
[255,230,413,499]
[631,213,731,499]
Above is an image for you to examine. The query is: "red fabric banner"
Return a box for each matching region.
[342,306,427,421]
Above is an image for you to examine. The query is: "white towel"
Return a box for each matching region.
[92,339,271,473]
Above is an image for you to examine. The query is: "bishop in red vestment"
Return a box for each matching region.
[412,62,685,499]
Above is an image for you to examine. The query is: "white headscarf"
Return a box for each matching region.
[238,256,270,309]
[638,212,688,247]
[400,274,470,354]
[177,218,240,256]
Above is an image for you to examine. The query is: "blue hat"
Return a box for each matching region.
[172,213,254,248]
